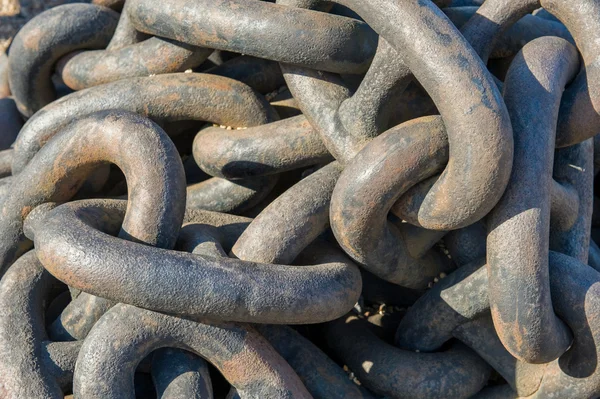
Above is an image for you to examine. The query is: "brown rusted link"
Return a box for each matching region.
[166,223,332,399]
[324,314,491,399]
[57,38,212,91]
[73,304,311,398]
[276,1,437,164]
[399,165,587,270]
[233,165,356,289]
[330,116,451,288]
[58,1,212,91]
[49,207,251,341]
[446,0,600,148]
[54,203,244,341]
[11,73,277,174]
[399,252,600,398]
[187,219,371,399]
[151,348,214,399]
[7,4,119,117]
[127,0,377,74]
[282,0,513,231]
[193,115,331,179]
[18,108,186,346]
[11,72,280,216]
[380,5,574,141]
[0,251,82,398]
[361,4,575,216]
[205,55,286,95]
[231,162,342,264]
[463,0,600,148]
[0,99,22,150]
[389,0,574,213]
[487,37,579,363]
[0,110,186,275]
[29,199,361,324]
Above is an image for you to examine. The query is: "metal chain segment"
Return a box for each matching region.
[0,0,599,397]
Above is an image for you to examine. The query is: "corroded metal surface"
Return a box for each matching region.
[396,252,600,398]
[487,37,579,363]
[0,110,185,273]
[2,0,600,397]
[29,200,361,324]
[7,3,119,117]
[325,314,491,399]
[0,251,80,398]
[74,304,311,398]
[57,1,212,91]
[127,0,377,74]
[11,73,277,174]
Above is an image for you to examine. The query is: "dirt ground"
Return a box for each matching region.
[0,0,90,52]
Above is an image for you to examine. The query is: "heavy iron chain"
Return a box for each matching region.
[0,0,600,397]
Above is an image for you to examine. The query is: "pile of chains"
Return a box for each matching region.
[1,0,600,397]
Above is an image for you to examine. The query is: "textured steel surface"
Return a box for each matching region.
[7,3,119,116]
[2,0,600,397]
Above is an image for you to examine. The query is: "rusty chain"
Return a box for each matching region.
[0,0,600,397]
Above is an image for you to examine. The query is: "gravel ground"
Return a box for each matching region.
[0,0,90,52]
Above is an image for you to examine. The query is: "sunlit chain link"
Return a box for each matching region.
[0,0,598,397]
